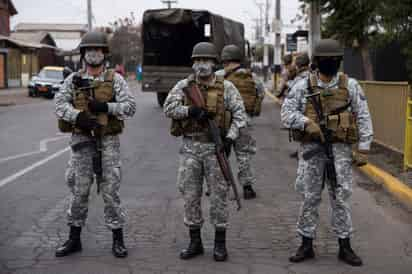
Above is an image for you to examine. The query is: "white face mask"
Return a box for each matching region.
[84,49,105,67]
[192,60,214,77]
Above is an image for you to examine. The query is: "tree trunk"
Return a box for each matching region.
[360,40,374,80]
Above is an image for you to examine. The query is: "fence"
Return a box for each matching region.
[360,81,410,165]
[404,98,412,170]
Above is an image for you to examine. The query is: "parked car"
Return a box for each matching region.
[28,66,65,99]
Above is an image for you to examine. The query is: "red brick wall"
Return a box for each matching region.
[0,8,10,36]
[0,54,5,88]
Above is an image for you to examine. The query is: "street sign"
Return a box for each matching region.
[286,34,297,52]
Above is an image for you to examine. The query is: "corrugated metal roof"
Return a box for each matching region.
[0,34,55,49]
[10,32,56,46]
[14,23,88,32]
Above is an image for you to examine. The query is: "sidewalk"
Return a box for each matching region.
[0,87,47,106]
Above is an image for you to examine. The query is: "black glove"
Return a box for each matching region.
[223,138,234,157]
[75,111,101,131]
[188,106,208,120]
[88,99,108,113]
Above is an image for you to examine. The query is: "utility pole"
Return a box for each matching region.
[161,0,178,9]
[254,1,265,45]
[273,0,281,92]
[87,0,92,31]
[264,0,271,35]
[309,0,321,57]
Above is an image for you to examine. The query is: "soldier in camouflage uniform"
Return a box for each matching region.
[164,42,247,262]
[288,53,311,159]
[54,31,136,258]
[281,39,373,266]
[215,44,265,199]
[277,54,297,101]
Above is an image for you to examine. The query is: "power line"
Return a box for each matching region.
[161,0,178,9]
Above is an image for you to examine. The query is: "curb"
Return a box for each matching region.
[265,90,412,210]
[0,102,16,107]
[359,164,412,210]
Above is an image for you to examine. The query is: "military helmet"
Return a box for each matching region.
[221,44,242,62]
[79,31,109,53]
[295,53,310,68]
[282,54,293,65]
[313,39,344,57]
[191,42,218,60]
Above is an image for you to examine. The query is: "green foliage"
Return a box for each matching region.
[376,0,412,81]
[299,0,412,81]
[301,0,379,46]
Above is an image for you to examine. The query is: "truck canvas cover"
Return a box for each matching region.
[142,8,245,66]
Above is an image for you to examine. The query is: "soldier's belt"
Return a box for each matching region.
[183,134,213,143]
[71,141,95,152]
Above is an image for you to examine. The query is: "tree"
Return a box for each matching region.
[299,0,380,80]
[377,0,412,81]
[108,12,142,73]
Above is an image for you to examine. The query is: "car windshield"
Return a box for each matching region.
[38,69,63,80]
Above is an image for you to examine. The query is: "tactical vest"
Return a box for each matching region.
[225,68,261,116]
[170,75,231,137]
[58,69,124,135]
[292,73,358,144]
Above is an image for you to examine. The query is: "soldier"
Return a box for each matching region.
[216,44,265,199]
[164,42,247,262]
[288,52,311,159]
[276,54,297,101]
[281,39,373,266]
[54,31,136,258]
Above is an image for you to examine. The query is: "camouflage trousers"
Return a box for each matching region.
[234,126,257,187]
[177,138,229,229]
[66,134,126,230]
[295,142,353,239]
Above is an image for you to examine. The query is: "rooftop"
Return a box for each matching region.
[14,23,88,32]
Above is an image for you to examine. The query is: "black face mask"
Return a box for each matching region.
[317,58,341,77]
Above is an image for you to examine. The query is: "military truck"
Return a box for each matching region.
[142,8,248,106]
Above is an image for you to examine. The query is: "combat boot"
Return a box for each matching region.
[213,228,228,261]
[112,228,128,258]
[338,238,363,266]
[243,185,257,200]
[55,226,82,257]
[289,236,315,263]
[180,227,204,260]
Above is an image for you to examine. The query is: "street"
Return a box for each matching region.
[0,81,411,274]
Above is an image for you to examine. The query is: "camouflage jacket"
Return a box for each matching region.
[280,73,374,150]
[163,74,247,140]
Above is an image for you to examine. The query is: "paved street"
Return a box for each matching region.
[0,81,411,274]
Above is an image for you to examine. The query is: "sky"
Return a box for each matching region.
[10,0,302,41]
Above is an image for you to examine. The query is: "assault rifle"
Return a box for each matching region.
[72,75,103,194]
[183,82,242,210]
[302,88,338,200]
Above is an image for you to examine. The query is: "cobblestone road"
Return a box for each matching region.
[0,83,411,274]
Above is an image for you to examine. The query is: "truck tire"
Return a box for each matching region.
[157,92,167,107]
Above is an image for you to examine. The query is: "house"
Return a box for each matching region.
[0,0,17,88]
[14,23,88,71]
[0,0,17,36]
[9,32,59,86]
[14,23,87,51]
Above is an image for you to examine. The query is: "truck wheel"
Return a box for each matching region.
[157,92,167,107]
